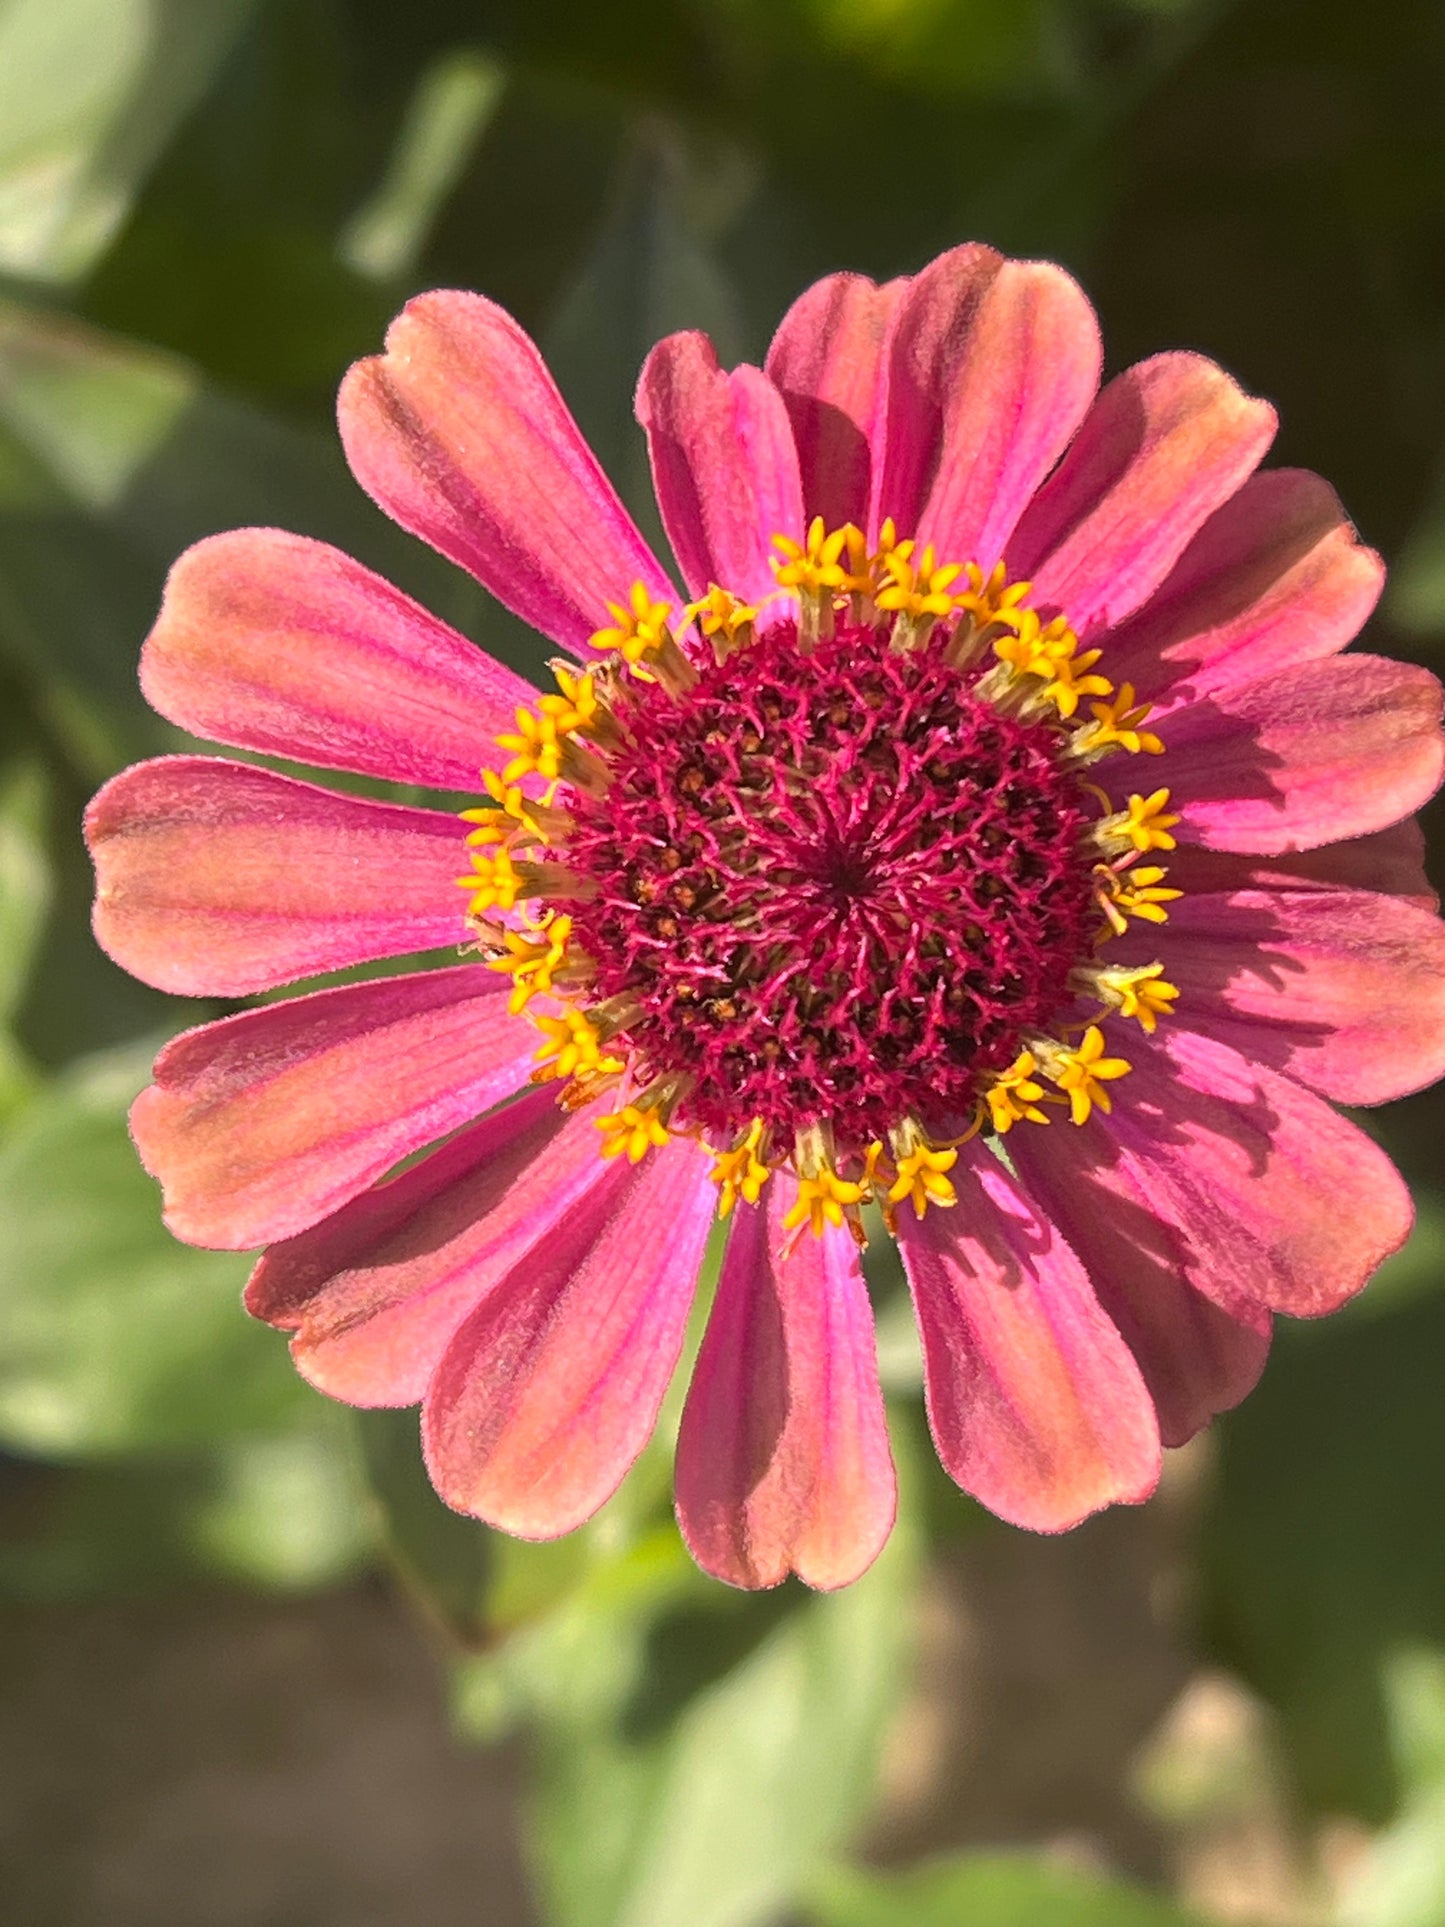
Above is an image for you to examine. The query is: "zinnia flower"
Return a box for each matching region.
[87,244,1445,1590]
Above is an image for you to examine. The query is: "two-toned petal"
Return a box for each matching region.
[141,530,537,788]
[637,333,805,606]
[87,756,465,996]
[875,243,1102,567]
[896,1140,1161,1533]
[1149,654,1445,852]
[422,1137,716,1538]
[246,1091,608,1405]
[1008,351,1277,637]
[131,967,536,1249]
[675,1176,896,1591]
[339,291,675,655]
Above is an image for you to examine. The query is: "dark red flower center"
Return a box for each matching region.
[554,617,1100,1157]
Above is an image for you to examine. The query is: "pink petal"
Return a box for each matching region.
[1148,653,1445,853]
[88,755,465,997]
[636,333,805,606]
[338,291,675,655]
[764,271,907,532]
[1143,888,1445,1104]
[1101,468,1384,710]
[131,966,535,1250]
[140,530,536,788]
[246,1090,609,1406]
[1007,1127,1270,1450]
[896,1141,1161,1533]
[1164,821,1435,908]
[674,1177,896,1591]
[422,1138,716,1538]
[1071,1026,1413,1319]
[1007,352,1277,637]
[877,244,1103,567]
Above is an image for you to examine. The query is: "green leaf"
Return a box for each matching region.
[0,1041,319,1455]
[525,1423,921,1927]
[0,296,536,778]
[355,1406,497,1645]
[0,0,256,284]
[806,1854,1215,1927]
[1339,1650,1445,1927]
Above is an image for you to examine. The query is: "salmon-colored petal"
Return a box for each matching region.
[675,1176,896,1591]
[1147,654,1445,853]
[131,966,534,1250]
[1069,1027,1413,1319]
[422,1138,716,1538]
[636,333,805,606]
[878,244,1102,568]
[1164,821,1436,909]
[87,755,465,996]
[140,530,534,788]
[896,1142,1161,1533]
[338,291,675,655]
[1008,352,1276,637]
[1008,1128,1271,1450]
[1141,889,1445,1104]
[764,271,907,532]
[246,1091,608,1406]
[1102,468,1384,710]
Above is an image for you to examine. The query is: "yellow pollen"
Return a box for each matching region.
[1094,862,1182,935]
[531,1007,623,1083]
[771,517,850,595]
[984,1051,1053,1133]
[590,582,674,666]
[538,665,601,736]
[710,1119,771,1218]
[495,705,563,784]
[1037,1025,1133,1126]
[1071,683,1165,759]
[782,1162,868,1238]
[487,915,574,1014]
[1091,963,1180,1033]
[954,560,1033,633]
[455,845,526,915]
[886,1141,959,1217]
[596,1103,672,1162]
[1100,789,1180,855]
[689,584,759,650]
[874,543,964,619]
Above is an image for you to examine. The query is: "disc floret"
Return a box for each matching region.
[457,522,1185,1237]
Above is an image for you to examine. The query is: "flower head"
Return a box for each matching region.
[88,244,1445,1592]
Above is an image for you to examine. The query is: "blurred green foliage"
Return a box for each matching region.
[1,0,1444,1922]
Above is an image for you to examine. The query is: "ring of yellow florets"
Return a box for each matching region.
[454,517,1182,1243]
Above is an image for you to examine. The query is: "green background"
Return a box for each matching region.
[2,1,1445,1921]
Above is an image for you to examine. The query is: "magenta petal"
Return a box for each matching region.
[131,966,535,1250]
[878,244,1102,568]
[422,1138,716,1537]
[140,530,536,788]
[1150,653,1445,853]
[87,755,465,996]
[1008,352,1277,636]
[674,1177,896,1591]
[896,1142,1161,1532]
[246,1091,608,1406]
[1164,822,1436,909]
[636,333,805,605]
[1144,888,1445,1104]
[1008,1131,1271,1450]
[1077,1027,1413,1318]
[338,291,675,654]
[764,271,907,532]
